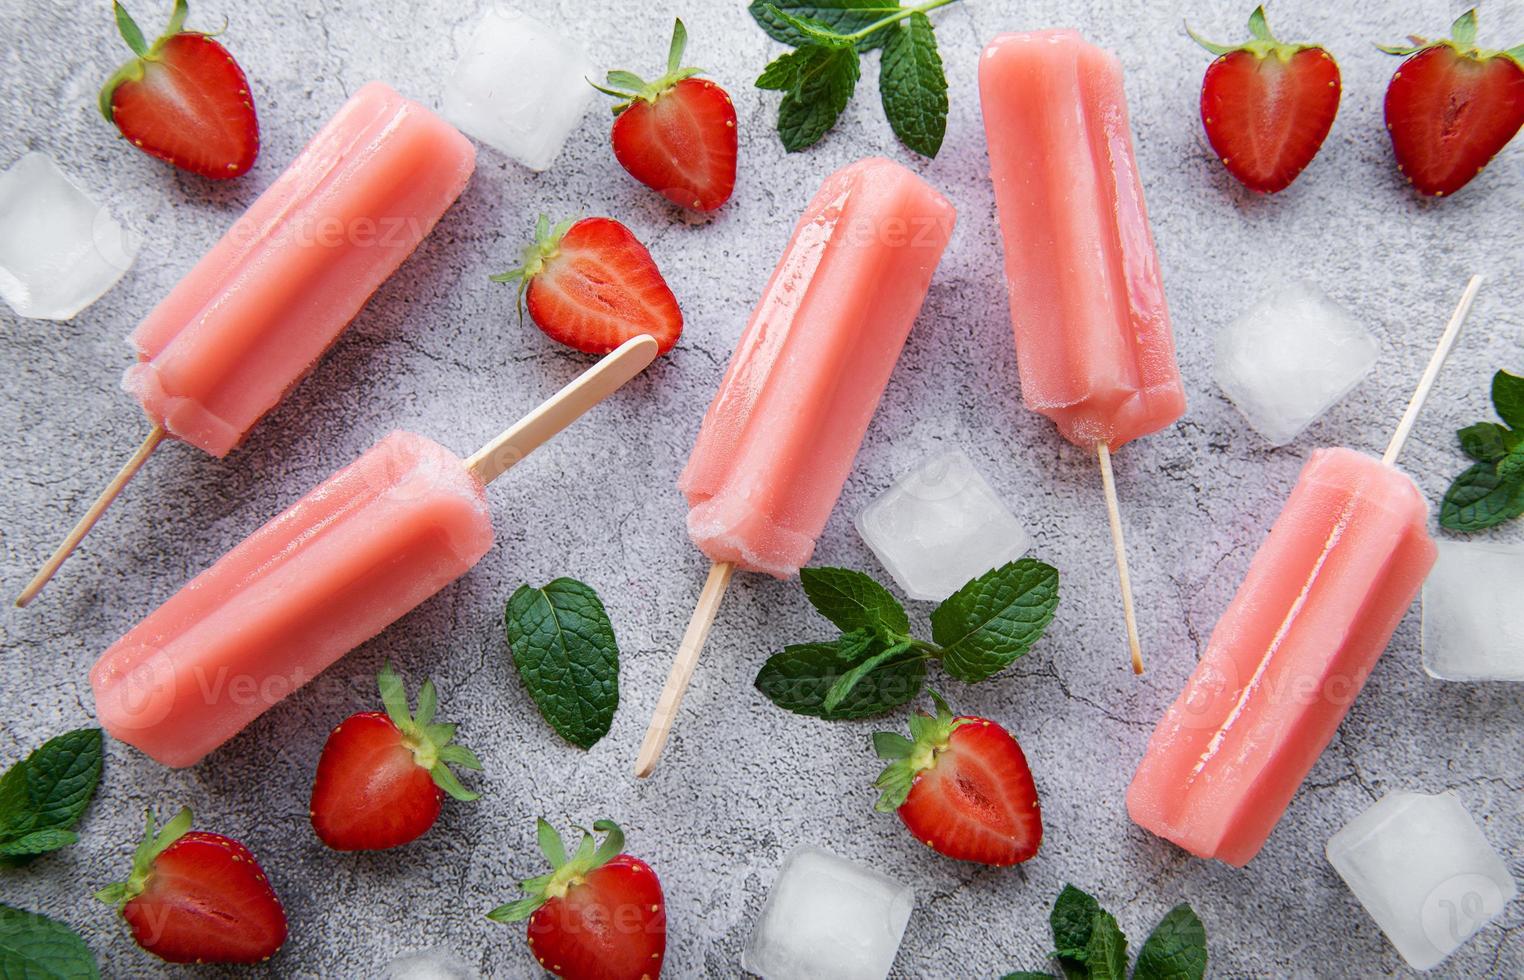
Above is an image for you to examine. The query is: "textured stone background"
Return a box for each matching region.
[1,0,1520,977]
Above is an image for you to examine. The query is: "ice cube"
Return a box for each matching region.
[382,948,479,980]
[0,152,138,320]
[1213,282,1379,446]
[441,6,596,171]
[856,448,1032,601]
[1326,791,1517,971]
[742,845,914,980]
[1422,539,1524,682]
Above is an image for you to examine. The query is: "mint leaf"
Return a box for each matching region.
[1050,884,1102,978]
[1001,974,1055,980]
[0,828,79,858]
[1458,422,1512,462]
[0,729,102,862]
[1083,911,1128,980]
[878,11,948,156]
[1440,459,1524,532]
[774,43,861,152]
[1133,903,1208,980]
[749,0,897,51]
[1492,369,1524,429]
[756,639,924,718]
[932,560,1060,682]
[800,567,910,637]
[0,903,99,979]
[823,640,916,711]
[505,579,619,750]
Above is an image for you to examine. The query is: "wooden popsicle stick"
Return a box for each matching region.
[16,425,167,608]
[635,560,735,778]
[1097,441,1145,675]
[1383,274,1484,466]
[466,335,659,485]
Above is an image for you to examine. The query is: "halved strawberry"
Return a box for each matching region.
[488,819,666,980]
[1381,9,1524,197]
[96,808,287,964]
[594,19,738,212]
[872,694,1042,866]
[491,216,683,356]
[99,0,259,180]
[1187,6,1341,193]
[309,663,482,852]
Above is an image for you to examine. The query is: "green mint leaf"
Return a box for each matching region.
[800,567,910,637]
[756,46,813,90]
[755,639,924,719]
[775,43,860,152]
[1050,884,1103,978]
[823,640,915,711]
[1001,973,1057,980]
[767,7,852,44]
[932,560,1060,682]
[878,11,948,157]
[0,729,102,856]
[505,579,619,750]
[1458,422,1512,462]
[1440,459,1524,532]
[0,903,99,979]
[0,828,79,858]
[1492,369,1524,429]
[1083,911,1128,980]
[749,0,898,51]
[1133,902,1208,980]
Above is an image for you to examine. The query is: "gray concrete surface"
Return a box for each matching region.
[1,0,1520,976]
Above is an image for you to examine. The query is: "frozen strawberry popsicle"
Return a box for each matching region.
[979,30,1186,672]
[637,157,956,776]
[91,336,658,767]
[19,82,475,606]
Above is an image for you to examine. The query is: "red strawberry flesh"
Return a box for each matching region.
[1386,44,1524,196]
[310,711,444,851]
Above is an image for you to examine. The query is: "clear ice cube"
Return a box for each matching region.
[382,948,479,980]
[441,6,596,171]
[1213,282,1379,446]
[742,845,914,980]
[1422,539,1524,682]
[856,448,1032,601]
[1326,790,1517,971]
[0,152,138,320]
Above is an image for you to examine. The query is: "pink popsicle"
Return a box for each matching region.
[91,432,493,767]
[1127,449,1436,865]
[978,30,1185,450]
[679,156,957,577]
[124,82,475,457]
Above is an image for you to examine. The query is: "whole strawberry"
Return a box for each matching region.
[1381,9,1524,197]
[491,215,683,356]
[593,19,738,212]
[96,808,287,964]
[310,663,482,851]
[1187,6,1341,193]
[99,0,259,180]
[488,819,666,980]
[873,694,1042,866]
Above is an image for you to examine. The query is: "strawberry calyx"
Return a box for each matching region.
[590,19,706,115]
[871,693,973,813]
[1378,9,1524,68]
[485,819,626,923]
[1187,5,1317,64]
[94,807,193,908]
[99,0,198,122]
[489,214,577,318]
[376,661,482,803]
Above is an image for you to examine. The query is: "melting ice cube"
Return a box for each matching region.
[1326,790,1516,971]
[742,845,914,980]
[1422,539,1524,682]
[1214,282,1379,446]
[0,152,138,320]
[441,6,596,171]
[381,947,479,979]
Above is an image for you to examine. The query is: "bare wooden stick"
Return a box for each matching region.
[17,425,167,607]
[1097,441,1144,675]
[635,560,735,778]
[1383,274,1484,466]
[466,335,659,485]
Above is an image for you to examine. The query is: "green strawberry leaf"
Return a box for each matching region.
[1440,459,1524,532]
[800,567,910,637]
[932,560,1060,682]
[0,903,99,979]
[774,43,861,152]
[1082,911,1128,980]
[1050,884,1103,978]
[756,639,925,719]
[878,11,948,156]
[1458,422,1512,462]
[749,0,897,51]
[1492,369,1524,430]
[505,579,620,750]
[1133,902,1208,980]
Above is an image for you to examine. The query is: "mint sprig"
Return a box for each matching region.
[505,578,620,749]
[749,0,960,156]
[0,903,99,978]
[1440,369,1524,532]
[1006,885,1207,980]
[0,729,102,864]
[754,560,1060,720]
